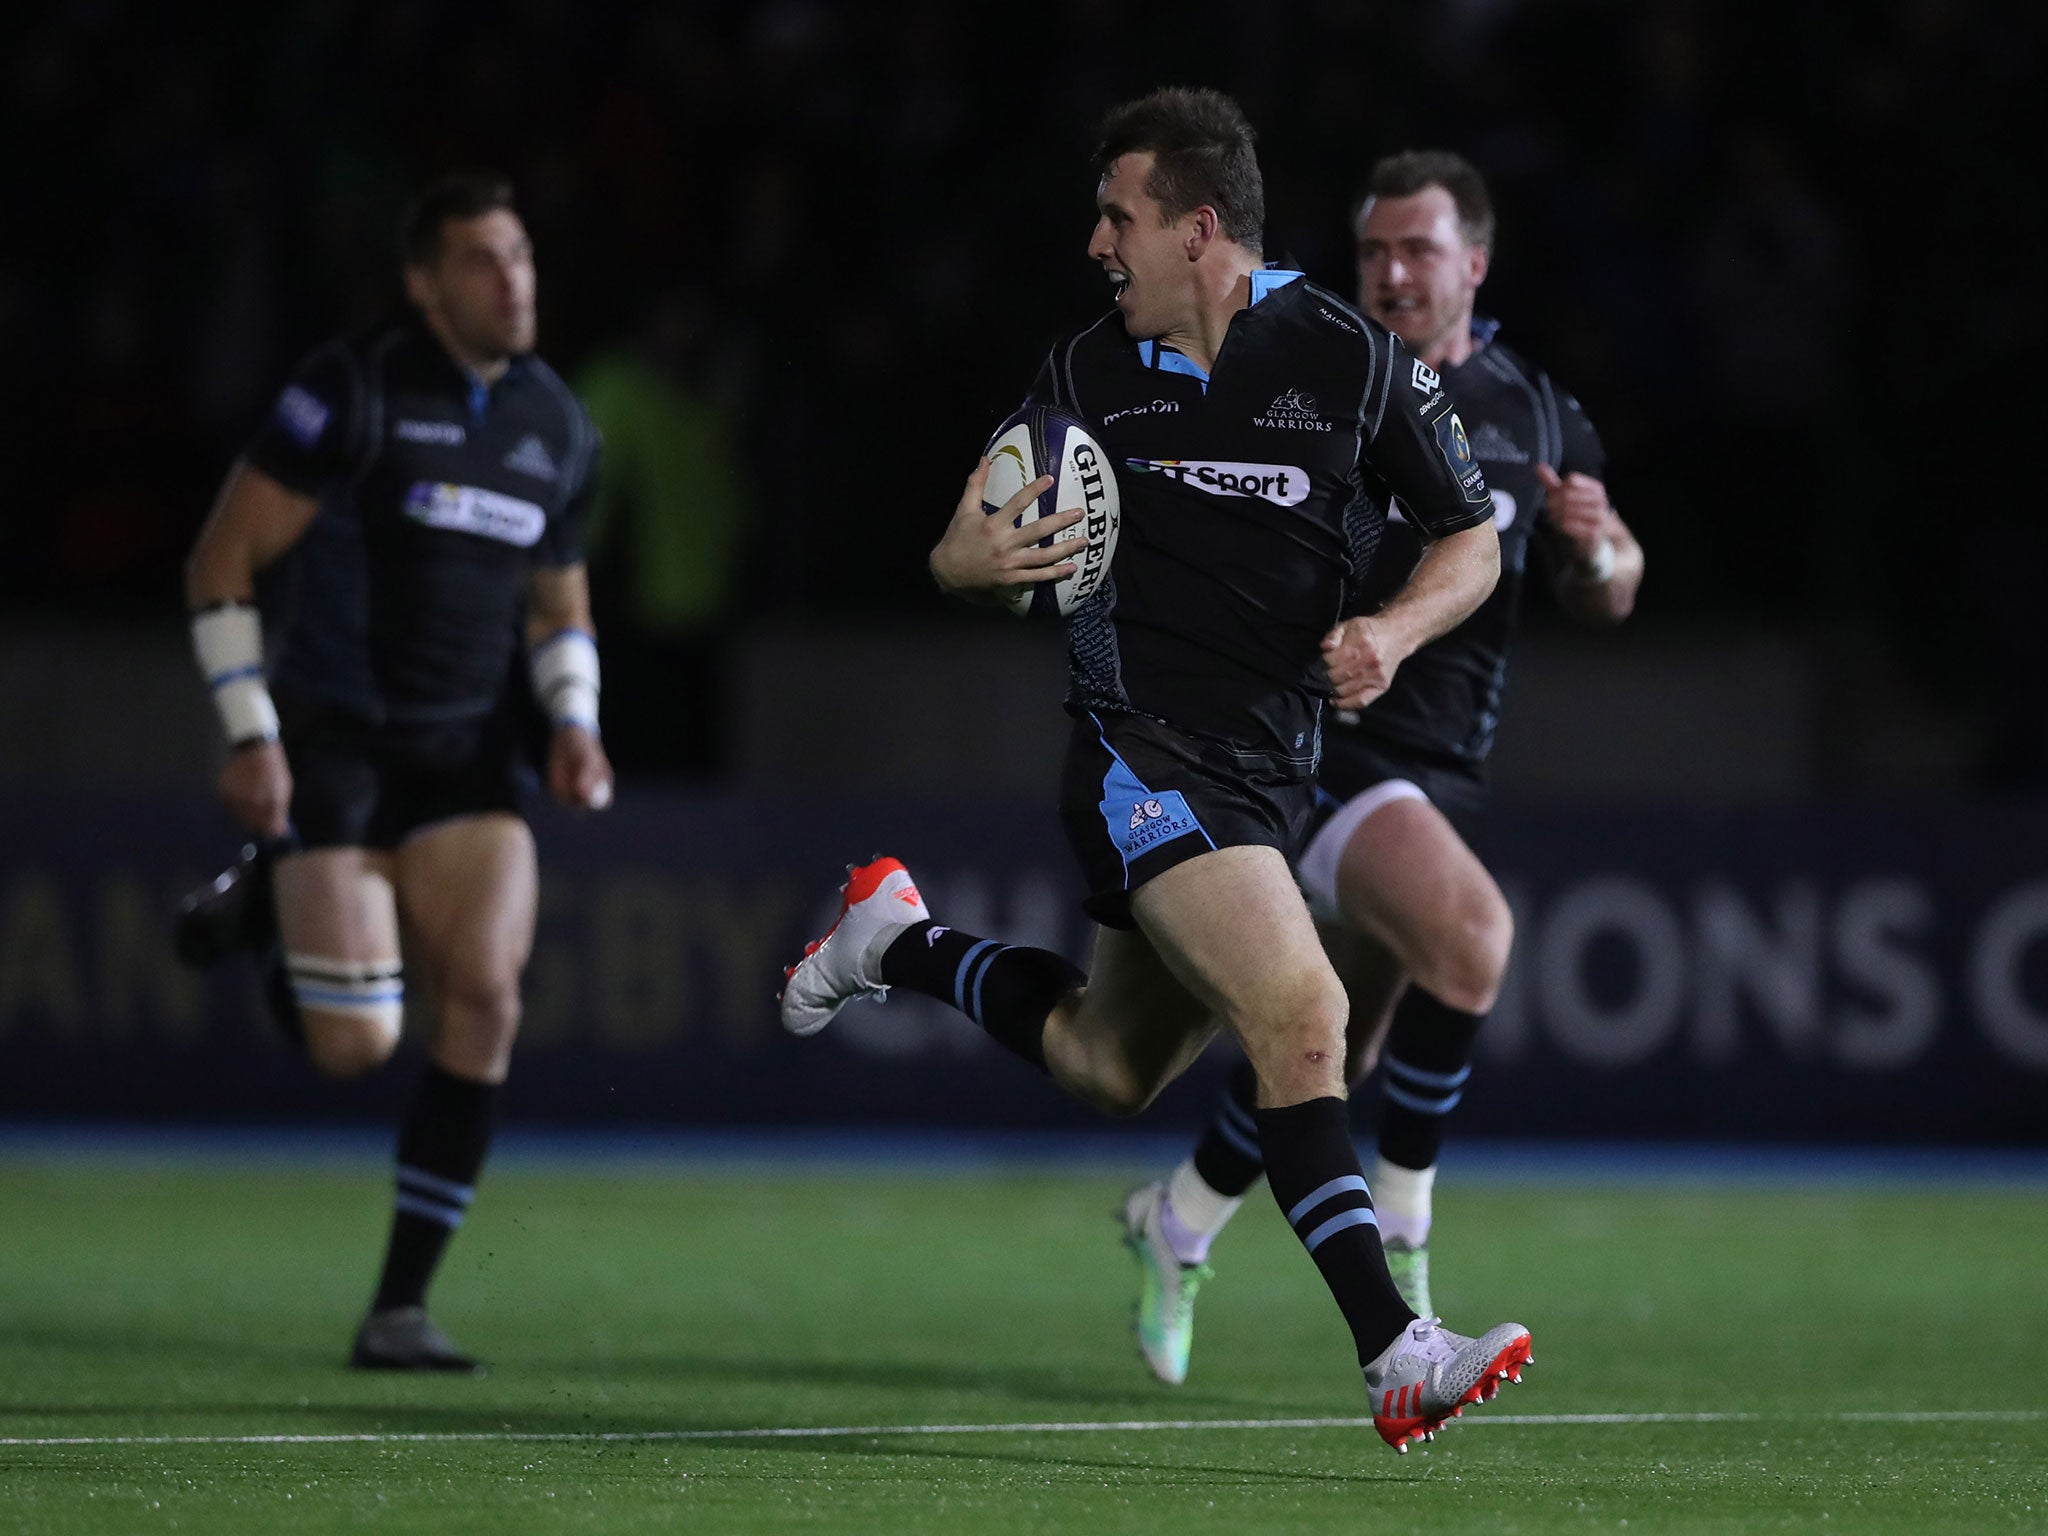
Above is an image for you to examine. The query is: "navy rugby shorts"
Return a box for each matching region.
[1295,727,1490,924]
[276,691,537,851]
[1313,727,1488,833]
[1059,710,1316,929]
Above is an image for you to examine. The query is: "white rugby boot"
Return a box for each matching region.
[1120,1181,1212,1386]
[1363,1315,1532,1452]
[779,857,929,1036]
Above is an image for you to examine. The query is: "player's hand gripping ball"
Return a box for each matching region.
[980,407,1121,619]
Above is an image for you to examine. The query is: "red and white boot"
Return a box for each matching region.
[1364,1316,1533,1452]
[779,857,929,1037]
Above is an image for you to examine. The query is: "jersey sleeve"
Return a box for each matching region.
[1552,382,1607,482]
[538,412,601,568]
[241,341,367,496]
[1361,330,1494,539]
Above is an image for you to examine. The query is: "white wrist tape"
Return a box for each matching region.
[1571,535,1618,585]
[531,627,600,732]
[191,603,280,746]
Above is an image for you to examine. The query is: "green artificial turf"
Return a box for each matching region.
[0,1157,2043,1533]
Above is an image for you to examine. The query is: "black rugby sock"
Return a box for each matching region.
[372,1065,498,1312]
[1191,1057,1265,1197]
[1377,990,1484,1172]
[880,921,1084,1072]
[1258,1095,1414,1365]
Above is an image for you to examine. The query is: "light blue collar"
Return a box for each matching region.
[1135,268,1303,390]
[1250,267,1303,304]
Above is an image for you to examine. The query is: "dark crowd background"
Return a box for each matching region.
[4,0,2044,781]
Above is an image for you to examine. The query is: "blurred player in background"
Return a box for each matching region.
[179,173,611,1371]
[1121,150,1644,1386]
[782,91,1533,1453]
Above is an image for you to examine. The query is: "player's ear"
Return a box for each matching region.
[1185,205,1218,261]
[1468,242,1491,288]
[402,264,432,311]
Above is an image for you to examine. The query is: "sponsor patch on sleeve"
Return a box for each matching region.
[1433,408,1490,505]
[274,385,331,448]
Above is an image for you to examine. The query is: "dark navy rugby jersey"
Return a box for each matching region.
[243,322,598,726]
[1343,322,1605,767]
[1026,271,1491,772]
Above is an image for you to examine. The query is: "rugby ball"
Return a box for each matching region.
[981,406,1120,619]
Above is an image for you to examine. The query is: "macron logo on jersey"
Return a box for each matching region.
[1123,458,1311,507]
[395,418,465,446]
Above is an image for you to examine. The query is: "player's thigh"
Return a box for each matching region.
[393,813,539,998]
[1334,796,1510,995]
[1131,844,1346,1050]
[275,846,402,960]
[1320,922,1407,1080]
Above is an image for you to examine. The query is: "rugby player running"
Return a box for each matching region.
[781,91,1533,1452]
[1120,150,1644,1387]
[182,175,612,1371]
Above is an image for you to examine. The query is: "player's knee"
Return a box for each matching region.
[1420,887,1514,1013]
[288,955,403,1079]
[1059,1040,1161,1120]
[304,1013,402,1079]
[439,964,523,1044]
[1238,975,1349,1096]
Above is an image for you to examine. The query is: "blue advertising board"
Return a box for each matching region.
[1,789,2045,1142]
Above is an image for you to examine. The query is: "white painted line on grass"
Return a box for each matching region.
[1,1410,2038,1449]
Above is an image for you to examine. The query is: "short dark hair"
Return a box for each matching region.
[1364,150,1495,252]
[399,173,518,267]
[1095,88,1265,254]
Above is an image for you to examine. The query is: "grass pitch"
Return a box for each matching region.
[1,1149,2044,1534]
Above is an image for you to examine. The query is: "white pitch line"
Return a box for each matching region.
[0,1410,2038,1449]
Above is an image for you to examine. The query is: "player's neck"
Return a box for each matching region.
[1420,308,1481,370]
[1161,253,1262,374]
[422,313,513,386]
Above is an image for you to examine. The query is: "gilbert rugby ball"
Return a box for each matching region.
[981,406,1121,619]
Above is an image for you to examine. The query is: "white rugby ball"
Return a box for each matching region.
[981,406,1121,619]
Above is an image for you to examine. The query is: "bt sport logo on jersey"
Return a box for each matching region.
[1122,459,1311,507]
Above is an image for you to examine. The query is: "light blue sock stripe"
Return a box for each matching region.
[208,664,264,688]
[1212,1114,1261,1162]
[1383,1081,1463,1116]
[1303,1206,1378,1254]
[1219,1096,1258,1135]
[1287,1173,1369,1227]
[967,946,1006,1028]
[397,1166,475,1206]
[393,1192,465,1228]
[1385,1057,1473,1092]
[292,984,404,1008]
[951,941,998,1013]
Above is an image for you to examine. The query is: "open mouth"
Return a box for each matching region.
[1108,270,1131,304]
